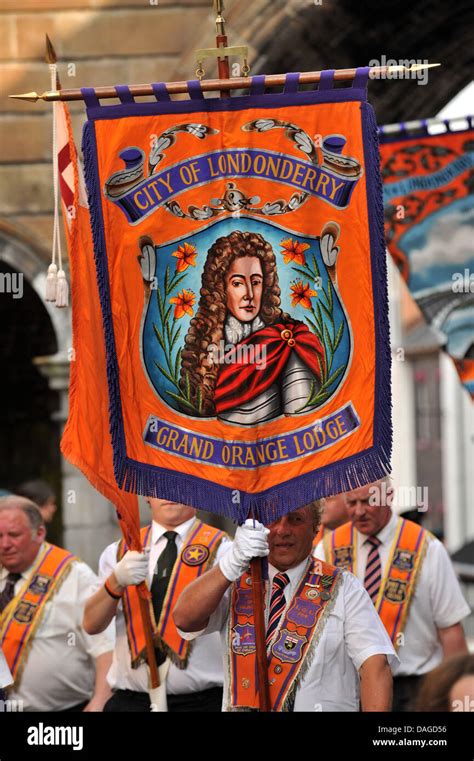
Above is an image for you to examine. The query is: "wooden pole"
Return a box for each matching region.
[250,556,271,712]
[9,64,441,103]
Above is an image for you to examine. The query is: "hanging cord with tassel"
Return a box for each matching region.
[46,62,69,307]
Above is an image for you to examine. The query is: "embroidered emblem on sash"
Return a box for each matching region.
[333,546,352,568]
[272,629,307,664]
[235,588,253,616]
[384,577,407,603]
[28,574,52,596]
[287,598,321,627]
[232,623,256,655]
[181,544,209,566]
[392,549,415,571]
[13,600,38,625]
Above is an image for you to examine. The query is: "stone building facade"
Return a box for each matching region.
[1,0,472,567]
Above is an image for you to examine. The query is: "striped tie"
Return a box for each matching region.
[266,572,290,648]
[364,536,382,603]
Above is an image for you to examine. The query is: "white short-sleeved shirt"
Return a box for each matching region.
[0,547,115,711]
[180,557,397,711]
[99,518,231,695]
[314,512,471,677]
[0,647,12,689]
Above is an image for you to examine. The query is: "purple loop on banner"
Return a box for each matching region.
[284,72,300,93]
[81,87,99,108]
[352,66,370,89]
[444,119,451,132]
[318,70,335,90]
[151,82,171,101]
[115,85,134,104]
[250,75,266,95]
[187,80,204,100]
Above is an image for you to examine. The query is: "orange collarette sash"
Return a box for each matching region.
[228,558,342,711]
[324,518,429,648]
[0,543,76,682]
[118,520,226,668]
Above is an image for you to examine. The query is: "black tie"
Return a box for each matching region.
[0,573,22,613]
[151,531,178,665]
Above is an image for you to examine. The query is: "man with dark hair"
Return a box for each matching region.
[16,479,57,524]
[0,496,114,711]
[174,502,396,711]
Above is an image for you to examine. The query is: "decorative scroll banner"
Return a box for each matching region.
[379,118,474,398]
[62,69,391,523]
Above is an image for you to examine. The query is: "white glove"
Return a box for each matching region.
[114,549,150,587]
[219,519,269,582]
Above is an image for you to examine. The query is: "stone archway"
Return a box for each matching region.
[0,221,119,565]
[0,222,64,544]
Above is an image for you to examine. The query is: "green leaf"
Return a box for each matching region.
[327,277,333,312]
[293,380,316,412]
[184,371,191,401]
[166,320,172,347]
[174,347,182,379]
[315,302,327,335]
[307,390,332,407]
[319,364,345,392]
[156,287,165,326]
[316,351,326,384]
[165,390,198,412]
[164,265,170,295]
[312,253,320,280]
[152,323,167,352]
[323,323,333,355]
[319,298,333,323]
[154,360,177,387]
[290,265,316,281]
[170,325,182,354]
[196,385,203,414]
[333,321,344,352]
[304,315,322,340]
[164,304,173,325]
[168,272,189,293]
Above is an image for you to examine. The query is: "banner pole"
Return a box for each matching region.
[9,64,441,103]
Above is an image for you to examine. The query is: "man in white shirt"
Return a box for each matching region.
[314,480,470,711]
[84,498,230,711]
[174,502,396,712]
[0,647,12,701]
[0,496,114,712]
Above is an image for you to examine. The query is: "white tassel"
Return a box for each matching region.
[55,268,69,308]
[45,262,58,302]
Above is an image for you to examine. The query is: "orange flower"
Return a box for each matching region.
[169,289,195,319]
[290,280,317,310]
[280,237,310,265]
[172,242,197,272]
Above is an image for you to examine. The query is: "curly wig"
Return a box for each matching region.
[179,230,289,416]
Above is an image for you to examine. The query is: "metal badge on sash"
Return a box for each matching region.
[28,573,52,596]
[232,623,256,656]
[272,628,307,664]
[181,543,209,566]
[384,577,408,603]
[392,549,415,571]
